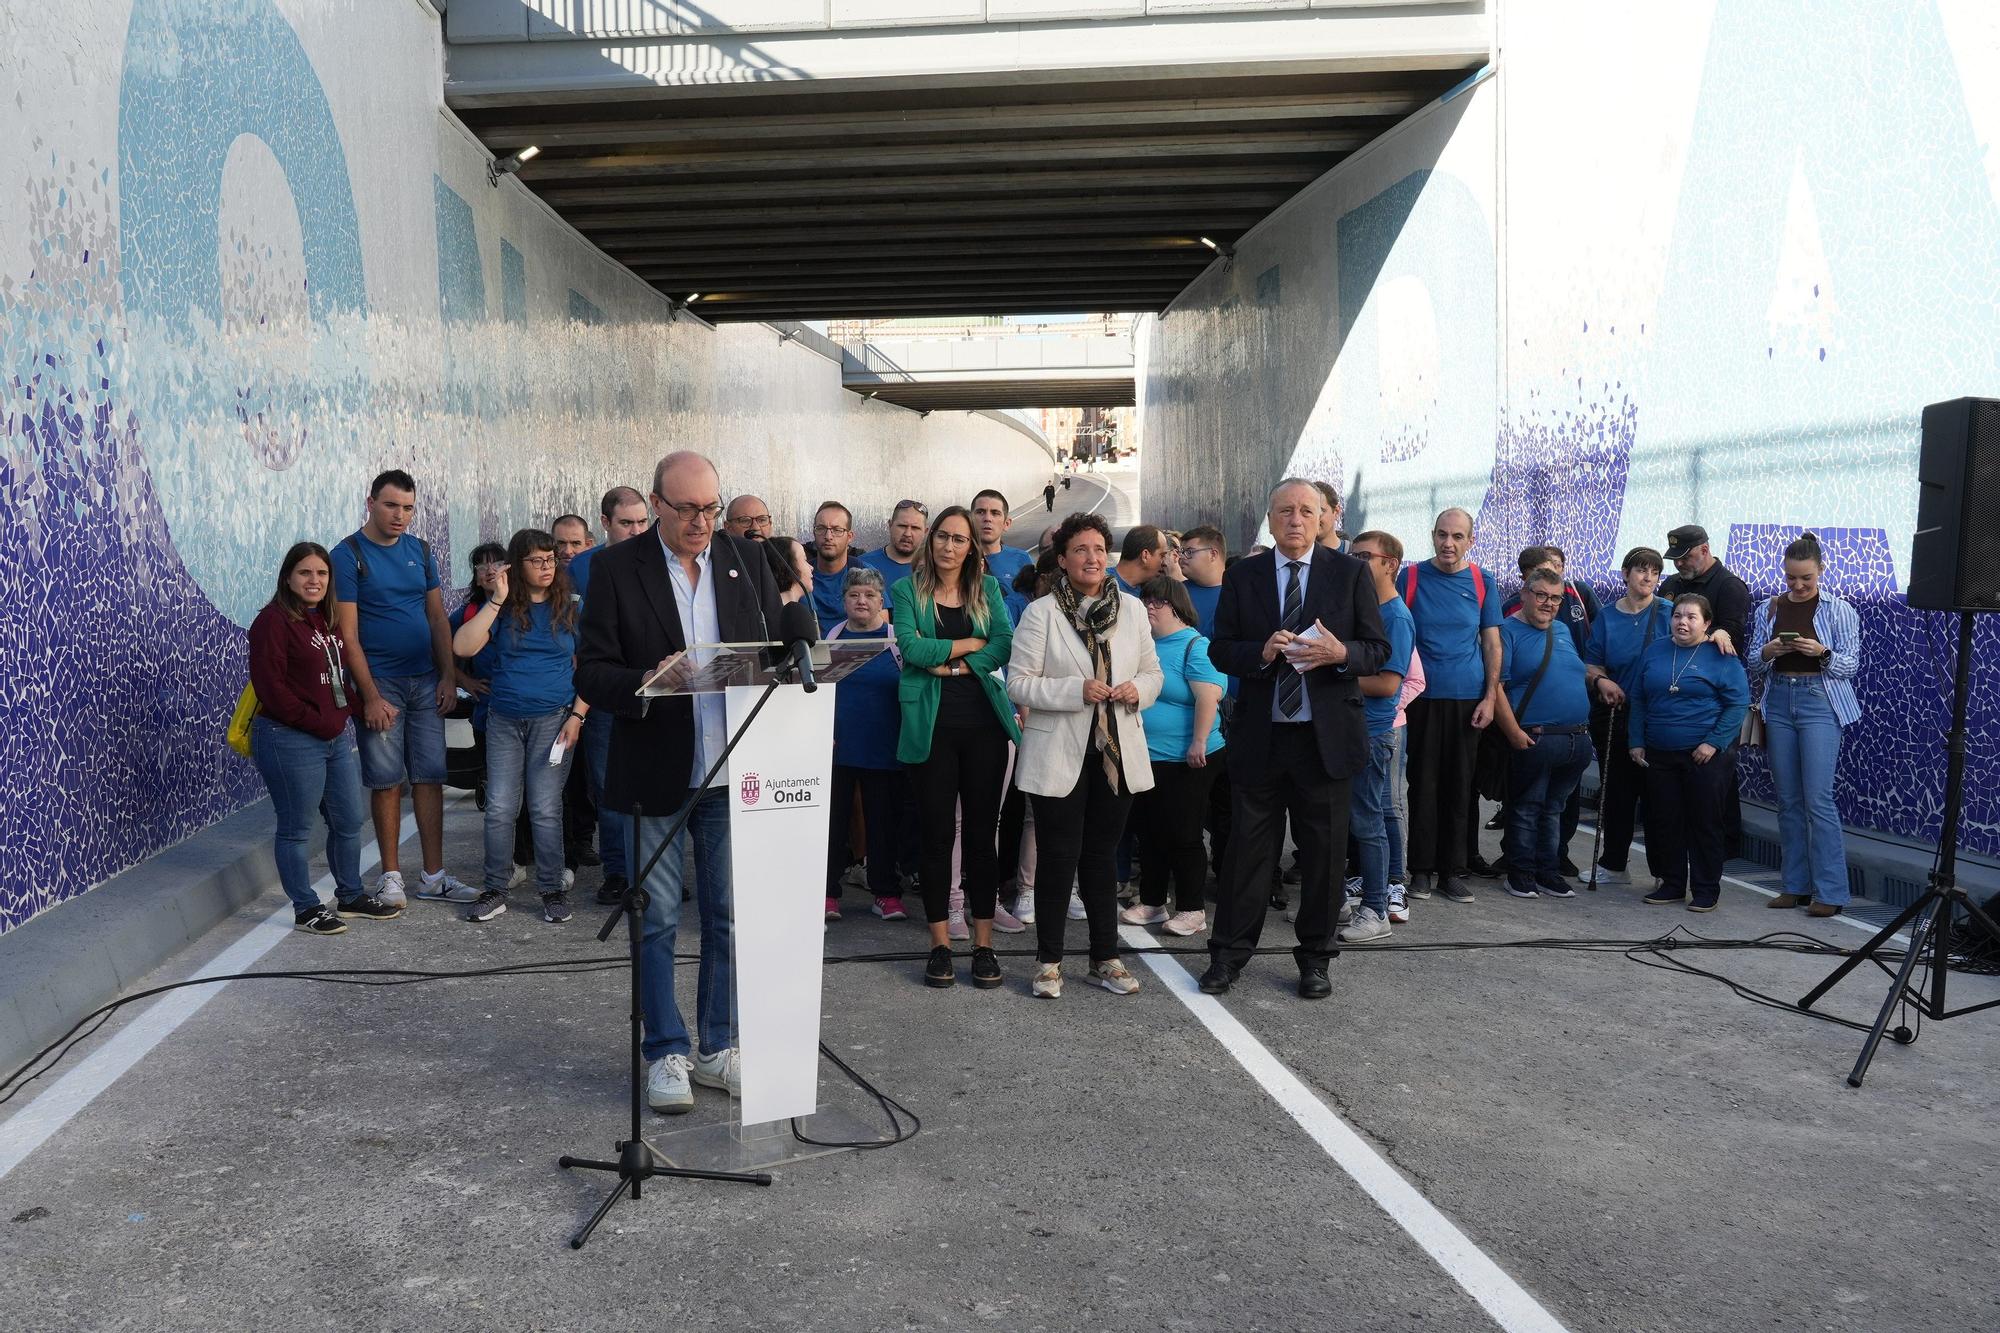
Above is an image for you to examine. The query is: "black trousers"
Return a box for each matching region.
[1212,725,1349,967]
[1641,746,1733,903]
[562,749,595,868]
[1030,756,1134,963]
[997,779,1026,884]
[1405,697,1482,877]
[1587,704,1649,874]
[1132,749,1225,911]
[910,722,1010,922]
[827,766,901,899]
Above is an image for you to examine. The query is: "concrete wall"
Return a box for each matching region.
[0,0,1051,935]
[1139,0,2000,857]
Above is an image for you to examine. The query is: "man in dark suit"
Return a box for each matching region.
[1201,478,1390,999]
[575,451,785,1115]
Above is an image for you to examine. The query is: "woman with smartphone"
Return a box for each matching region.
[1745,532,1863,918]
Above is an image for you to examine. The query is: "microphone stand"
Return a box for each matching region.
[558,652,807,1247]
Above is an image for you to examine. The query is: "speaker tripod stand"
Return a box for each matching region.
[1798,611,2000,1086]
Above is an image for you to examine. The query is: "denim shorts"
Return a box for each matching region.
[357,671,448,789]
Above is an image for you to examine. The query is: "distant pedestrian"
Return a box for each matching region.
[1044,482,1057,512]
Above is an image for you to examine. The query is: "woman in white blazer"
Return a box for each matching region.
[1007,513,1163,999]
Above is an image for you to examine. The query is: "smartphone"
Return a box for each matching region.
[1777,631,1801,642]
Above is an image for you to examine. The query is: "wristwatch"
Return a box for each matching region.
[952,662,964,676]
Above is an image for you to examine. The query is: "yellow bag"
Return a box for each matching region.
[227,684,260,759]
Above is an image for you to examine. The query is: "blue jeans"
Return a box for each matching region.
[581,710,629,881]
[1385,727,1408,883]
[356,671,447,789]
[251,715,365,912]
[1348,731,1396,913]
[483,709,571,895]
[1502,730,1594,892]
[1763,676,1851,906]
[634,787,735,1061]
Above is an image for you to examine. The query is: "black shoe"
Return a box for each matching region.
[1282,862,1301,885]
[1298,963,1332,1000]
[294,906,348,935]
[970,947,1003,989]
[1644,884,1688,905]
[464,889,508,922]
[1559,857,1581,876]
[541,891,573,924]
[1198,961,1240,994]
[1268,889,1290,911]
[1687,895,1720,913]
[578,844,601,868]
[596,873,629,907]
[924,945,956,988]
[1484,812,1505,831]
[1439,878,1477,904]
[336,894,403,921]
[1467,854,1501,878]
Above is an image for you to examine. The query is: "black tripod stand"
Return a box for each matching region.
[558,674,794,1247]
[1798,611,2000,1086]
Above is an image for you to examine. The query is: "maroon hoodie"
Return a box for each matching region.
[248,603,357,741]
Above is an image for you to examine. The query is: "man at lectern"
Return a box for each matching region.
[575,451,787,1115]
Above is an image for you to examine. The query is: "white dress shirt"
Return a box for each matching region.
[663,533,725,788]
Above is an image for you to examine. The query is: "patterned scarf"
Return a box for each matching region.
[1053,574,1124,794]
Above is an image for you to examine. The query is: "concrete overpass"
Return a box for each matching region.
[443,0,1490,322]
[834,317,1135,411]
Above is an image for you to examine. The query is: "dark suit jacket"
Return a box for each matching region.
[1209,546,1390,781]
[574,526,785,817]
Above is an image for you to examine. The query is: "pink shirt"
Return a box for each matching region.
[1394,646,1425,729]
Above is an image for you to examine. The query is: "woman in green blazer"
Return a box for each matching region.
[890,504,1021,991]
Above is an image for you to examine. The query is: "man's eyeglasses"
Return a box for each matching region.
[1178,545,1217,560]
[729,513,771,528]
[812,524,851,536]
[660,501,723,524]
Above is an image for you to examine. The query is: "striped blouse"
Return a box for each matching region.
[1744,591,1864,727]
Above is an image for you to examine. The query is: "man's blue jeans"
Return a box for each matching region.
[1764,676,1851,906]
[483,709,571,894]
[1349,731,1397,914]
[1385,727,1408,883]
[582,710,629,881]
[1502,731,1593,892]
[251,715,365,911]
[634,787,735,1061]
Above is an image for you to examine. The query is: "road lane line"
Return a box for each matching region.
[1122,925,1573,1333]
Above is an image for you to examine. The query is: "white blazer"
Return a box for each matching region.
[1006,591,1164,797]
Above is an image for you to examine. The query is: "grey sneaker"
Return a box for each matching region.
[646,1054,694,1114]
[374,870,407,908]
[1407,872,1434,900]
[692,1047,741,1097]
[540,891,573,923]
[464,889,508,922]
[414,871,479,903]
[1339,906,1391,943]
[1439,877,1477,904]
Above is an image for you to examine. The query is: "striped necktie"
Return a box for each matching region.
[1277,559,1306,719]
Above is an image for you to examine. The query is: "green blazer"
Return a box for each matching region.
[889,575,1021,764]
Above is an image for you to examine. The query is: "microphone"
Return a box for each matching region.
[776,599,820,693]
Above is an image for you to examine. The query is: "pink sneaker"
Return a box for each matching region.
[1118,903,1167,927]
[824,897,842,922]
[991,900,1028,933]
[1163,909,1207,936]
[947,886,970,941]
[871,896,908,921]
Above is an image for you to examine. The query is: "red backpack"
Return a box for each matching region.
[1399,561,1487,611]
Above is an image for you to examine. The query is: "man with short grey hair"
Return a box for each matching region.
[724,493,775,541]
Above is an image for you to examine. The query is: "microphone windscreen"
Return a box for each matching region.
[777,598,820,645]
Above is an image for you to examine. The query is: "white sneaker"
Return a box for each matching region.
[1116,880,1139,906]
[375,870,407,909]
[506,864,529,890]
[1119,903,1167,927]
[1067,892,1087,920]
[692,1047,741,1097]
[563,867,575,890]
[1087,958,1141,995]
[1592,865,1632,886]
[1387,884,1411,924]
[1013,891,1036,925]
[1339,906,1392,943]
[646,1054,694,1114]
[1032,963,1063,998]
[842,862,868,892]
[414,870,478,903]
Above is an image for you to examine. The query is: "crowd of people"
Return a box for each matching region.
[243,456,1862,1111]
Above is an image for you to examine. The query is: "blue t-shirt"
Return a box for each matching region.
[1184,581,1223,639]
[1402,561,1502,700]
[568,543,598,604]
[860,548,914,589]
[1002,588,1031,626]
[1584,599,1671,695]
[1497,617,1591,728]
[810,564,854,634]
[1366,596,1417,737]
[983,546,1033,595]
[333,531,441,679]
[1114,570,1142,597]
[484,599,578,720]
[829,624,901,770]
[1144,628,1227,761]
[1628,638,1750,752]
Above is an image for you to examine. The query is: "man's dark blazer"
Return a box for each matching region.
[574,525,785,817]
[1208,545,1390,781]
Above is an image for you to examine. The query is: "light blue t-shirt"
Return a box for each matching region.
[1497,616,1591,728]
[1366,596,1416,737]
[1144,628,1227,762]
[1584,599,1671,695]
[1402,561,1502,700]
[860,548,914,589]
[332,530,441,679]
[983,546,1033,594]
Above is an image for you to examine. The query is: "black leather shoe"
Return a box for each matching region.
[1198,961,1239,995]
[1298,963,1332,1000]
[595,874,628,907]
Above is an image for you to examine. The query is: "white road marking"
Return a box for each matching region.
[1123,924,1573,1333]
[0,812,424,1181]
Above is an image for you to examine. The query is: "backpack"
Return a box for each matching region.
[341,532,435,588]
[1399,561,1487,610]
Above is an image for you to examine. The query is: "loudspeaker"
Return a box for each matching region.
[1909,397,2000,611]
